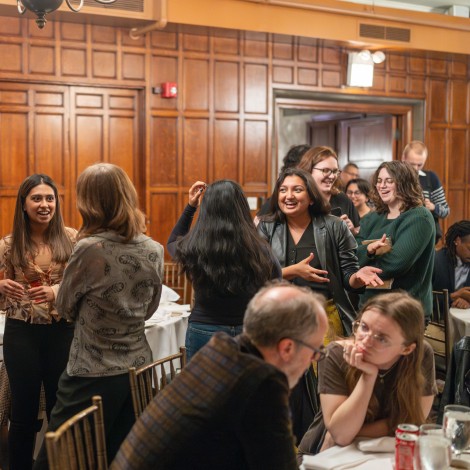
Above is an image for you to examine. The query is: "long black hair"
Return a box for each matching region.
[175,180,274,295]
[445,220,470,266]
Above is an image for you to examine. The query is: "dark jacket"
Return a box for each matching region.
[258,215,361,334]
[438,336,470,423]
[433,247,470,297]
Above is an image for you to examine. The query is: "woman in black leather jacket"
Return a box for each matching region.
[258,168,383,336]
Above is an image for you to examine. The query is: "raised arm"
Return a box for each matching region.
[167,181,206,258]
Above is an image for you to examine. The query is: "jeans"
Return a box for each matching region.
[3,318,74,470]
[185,322,243,362]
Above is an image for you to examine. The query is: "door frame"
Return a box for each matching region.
[273,95,415,187]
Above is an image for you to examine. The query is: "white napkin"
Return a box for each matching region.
[160,285,180,302]
[302,442,394,470]
[357,437,395,453]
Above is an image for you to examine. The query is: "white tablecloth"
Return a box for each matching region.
[449,307,470,345]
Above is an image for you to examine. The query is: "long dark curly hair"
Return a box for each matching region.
[370,161,424,214]
[175,180,274,295]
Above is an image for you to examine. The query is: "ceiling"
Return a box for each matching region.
[341,0,470,14]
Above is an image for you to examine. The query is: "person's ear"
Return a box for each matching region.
[401,343,416,356]
[277,338,295,361]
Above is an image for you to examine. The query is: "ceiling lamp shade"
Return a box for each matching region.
[17,0,117,29]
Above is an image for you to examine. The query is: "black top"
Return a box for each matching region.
[286,222,331,297]
[167,205,282,326]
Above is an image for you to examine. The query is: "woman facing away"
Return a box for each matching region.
[298,146,360,235]
[167,180,281,362]
[33,163,164,468]
[355,161,435,322]
[345,178,374,220]
[0,174,76,470]
[298,291,436,457]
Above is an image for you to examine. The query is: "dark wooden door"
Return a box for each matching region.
[0,82,142,234]
[338,115,395,182]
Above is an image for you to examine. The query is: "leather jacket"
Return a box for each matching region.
[258,215,361,334]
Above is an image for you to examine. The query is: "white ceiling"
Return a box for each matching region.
[340,0,470,14]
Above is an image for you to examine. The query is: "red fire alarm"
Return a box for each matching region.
[161,82,177,98]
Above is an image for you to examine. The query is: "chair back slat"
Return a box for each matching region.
[163,262,193,306]
[424,289,450,381]
[128,346,187,419]
[45,396,108,470]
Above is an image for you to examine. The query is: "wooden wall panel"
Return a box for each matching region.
[449,129,468,186]
[449,190,466,226]
[244,64,267,114]
[151,55,178,110]
[183,59,209,111]
[429,79,448,123]
[149,193,178,259]
[0,197,17,239]
[214,61,239,112]
[183,118,209,185]
[244,120,267,185]
[150,117,178,186]
[0,112,28,187]
[34,113,65,182]
[427,128,447,179]
[109,117,135,177]
[451,81,468,125]
[214,119,239,181]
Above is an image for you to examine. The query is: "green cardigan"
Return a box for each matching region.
[356,206,435,320]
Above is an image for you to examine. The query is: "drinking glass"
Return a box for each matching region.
[418,434,452,470]
[443,404,470,457]
[420,424,445,436]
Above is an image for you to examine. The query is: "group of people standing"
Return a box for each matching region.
[0,137,457,469]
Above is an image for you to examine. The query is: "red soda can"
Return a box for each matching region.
[395,432,418,470]
[396,423,419,435]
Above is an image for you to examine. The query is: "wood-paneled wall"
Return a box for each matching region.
[0,17,468,251]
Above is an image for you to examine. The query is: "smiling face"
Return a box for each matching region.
[310,156,339,197]
[278,175,313,219]
[376,168,400,209]
[354,307,415,370]
[23,183,56,227]
[346,182,368,209]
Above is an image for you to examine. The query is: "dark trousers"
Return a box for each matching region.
[3,318,74,470]
[33,371,135,470]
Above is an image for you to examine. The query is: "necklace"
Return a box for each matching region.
[378,361,399,384]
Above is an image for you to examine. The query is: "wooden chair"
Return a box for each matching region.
[128,347,186,419]
[424,289,451,382]
[45,396,107,470]
[163,262,193,306]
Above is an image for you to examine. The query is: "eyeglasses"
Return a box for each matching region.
[346,190,363,197]
[290,338,328,361]
[312,167,341,177]
[344,171,359,178]
[376,178,395,186]
[352,321,400,349]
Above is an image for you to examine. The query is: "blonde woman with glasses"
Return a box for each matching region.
[298,291,437,456]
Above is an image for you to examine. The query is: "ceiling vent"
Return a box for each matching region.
[359,23,411,42]
[83,0,144,13]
